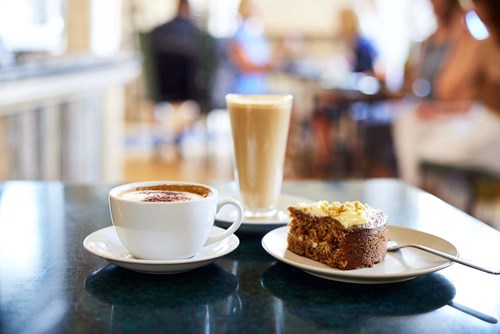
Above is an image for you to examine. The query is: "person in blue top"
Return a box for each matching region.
[338,8,377,75]
[226,0,272,94]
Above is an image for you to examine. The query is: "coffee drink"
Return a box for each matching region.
[226,94,293,217]
[123,191,200,202]
[119,184,211,203]
[109,181,243,260]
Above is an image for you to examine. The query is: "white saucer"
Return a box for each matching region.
[215,184,313,233]
[262,225,458,284]
[83,226,239,274]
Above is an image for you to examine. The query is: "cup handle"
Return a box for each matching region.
[205,197,243,246]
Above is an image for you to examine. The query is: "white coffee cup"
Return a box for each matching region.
[109,181,243,260]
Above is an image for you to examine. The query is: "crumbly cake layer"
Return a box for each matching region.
[287,202,388,270]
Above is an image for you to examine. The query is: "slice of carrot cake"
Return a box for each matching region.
[287,200,388,270]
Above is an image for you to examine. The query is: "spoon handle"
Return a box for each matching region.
[403,244,500,275]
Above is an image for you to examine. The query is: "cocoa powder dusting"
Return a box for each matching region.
[141,191,194,202]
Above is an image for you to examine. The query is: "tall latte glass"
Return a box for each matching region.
[226,94,293,218]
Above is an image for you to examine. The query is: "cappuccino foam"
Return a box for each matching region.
[119,184,212,203]
[122,190,202,202]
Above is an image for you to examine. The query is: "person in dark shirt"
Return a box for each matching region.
[149,0,215,112]
[144,0,216,160]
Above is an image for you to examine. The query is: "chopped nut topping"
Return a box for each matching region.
[318,200,368,217]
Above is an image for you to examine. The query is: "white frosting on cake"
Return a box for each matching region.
[294,200,379,228]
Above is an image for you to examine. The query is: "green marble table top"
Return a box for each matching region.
[0,179,499,333]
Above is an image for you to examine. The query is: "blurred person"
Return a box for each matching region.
[338,8,378,75]
[149,0,215,112]
[310,8,380,177]
[146,0,216,159]
[403,0,466,101]
[226,0,273,94]
[470,0,500,112]
[392,0,500,186]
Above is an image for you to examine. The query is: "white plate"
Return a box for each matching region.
[215,185,313,233]
[83,226,239,274]
[262,225,458,284]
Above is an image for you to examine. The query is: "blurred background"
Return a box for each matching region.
[0,0,499,229]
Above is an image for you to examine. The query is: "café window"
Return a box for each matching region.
[0,0,65,53]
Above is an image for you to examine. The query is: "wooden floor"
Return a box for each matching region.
[123,154,233,183]
[122,111,235,183]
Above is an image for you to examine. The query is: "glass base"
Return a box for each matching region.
[244,207,278,219]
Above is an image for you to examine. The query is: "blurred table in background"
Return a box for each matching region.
[308,75,400,179]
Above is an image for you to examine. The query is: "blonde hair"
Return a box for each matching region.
[339,8,360,38]
[238,0,255,19]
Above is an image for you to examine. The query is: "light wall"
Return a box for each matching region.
[258,0,351,37]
